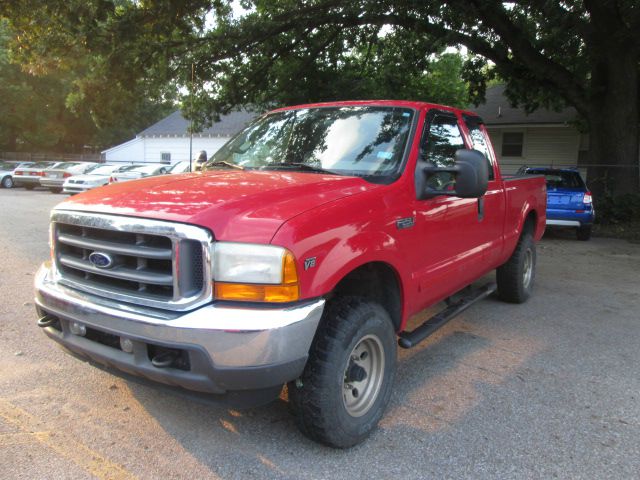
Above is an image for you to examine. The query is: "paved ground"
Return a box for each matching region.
[1,187,639,480]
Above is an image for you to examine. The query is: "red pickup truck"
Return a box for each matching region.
[35,100,546,448]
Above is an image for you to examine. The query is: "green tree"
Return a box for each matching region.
[0,13,175,152]
[5,1,639,194]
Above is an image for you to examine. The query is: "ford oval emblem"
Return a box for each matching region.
[89,252,114,269]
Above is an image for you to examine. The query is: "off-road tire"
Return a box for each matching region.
[576,225,592,241]
[1,176,13,188]
[288,297,397,448]
[496,232,536,303]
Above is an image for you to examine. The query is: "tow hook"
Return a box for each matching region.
[37,314,58,328]
[151,351,179,368]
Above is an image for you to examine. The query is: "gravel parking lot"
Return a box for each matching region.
[1,187,639,480]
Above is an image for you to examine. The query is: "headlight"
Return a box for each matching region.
[212,242,299,303]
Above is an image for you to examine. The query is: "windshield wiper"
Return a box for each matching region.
[206,160,244,170]
[261,162,337,175]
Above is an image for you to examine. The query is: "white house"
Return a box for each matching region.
[102,110,255,164]
[473,85,585,175]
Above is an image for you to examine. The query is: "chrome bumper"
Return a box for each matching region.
[547,219,581,227]
[35,262,324,395]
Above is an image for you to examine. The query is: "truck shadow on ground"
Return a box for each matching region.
[121,303,540,479]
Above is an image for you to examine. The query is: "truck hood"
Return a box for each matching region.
[57,170,380,242]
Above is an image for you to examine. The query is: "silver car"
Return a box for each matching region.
[13,161,60,189]
[40,162,99,193]
[62,164,125,194]
[0,161,18,188]
[109,164,168,183]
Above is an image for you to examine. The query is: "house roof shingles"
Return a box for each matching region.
[139,110,256,137]
[473,85,577,126]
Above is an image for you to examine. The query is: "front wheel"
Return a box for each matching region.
[1,176,13,188]
[496,232,536,303]
[288,297,397,448]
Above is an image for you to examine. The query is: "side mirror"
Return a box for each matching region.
[420,149,488,199]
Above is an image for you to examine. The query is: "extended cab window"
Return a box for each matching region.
[464,117,495,180]
[421,113,465,189]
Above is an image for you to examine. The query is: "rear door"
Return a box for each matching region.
[462,115,506,267]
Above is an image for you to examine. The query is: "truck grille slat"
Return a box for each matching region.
[58,255,173,286]
[57,233,172,260]
[51,211,212,311]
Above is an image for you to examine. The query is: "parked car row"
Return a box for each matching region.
[1,160,195,194]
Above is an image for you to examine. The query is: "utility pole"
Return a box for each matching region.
[189,62,194,172]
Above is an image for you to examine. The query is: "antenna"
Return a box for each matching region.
[189,62,194,172]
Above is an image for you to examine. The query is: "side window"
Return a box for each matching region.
[421,113,465,189]
[465,120,495,180]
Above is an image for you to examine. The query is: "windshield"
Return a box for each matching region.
[205,106,415,179]
[116,164,145,172]
[90,165,119,175]
[0,162,14,170]
[54,162,81,170]
[129,165,161,174]
[168,162,190,173]
[81,163,101,173]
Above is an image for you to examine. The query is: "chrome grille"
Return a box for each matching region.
[51,211,212,311]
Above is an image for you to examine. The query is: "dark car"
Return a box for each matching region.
[525,167,594,240]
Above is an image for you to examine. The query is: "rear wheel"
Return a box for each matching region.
[496,232,536,303]
[288,297,396,448]
[576,225,592,241]
[1,176,13,188]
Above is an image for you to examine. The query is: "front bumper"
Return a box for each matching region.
[63,184,93,193]
[35,262,324,398]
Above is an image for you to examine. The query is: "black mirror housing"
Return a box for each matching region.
[420,149,489,199]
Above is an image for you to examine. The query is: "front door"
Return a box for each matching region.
[410,109,490,309]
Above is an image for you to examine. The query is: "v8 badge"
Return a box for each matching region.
[304,257,317,270]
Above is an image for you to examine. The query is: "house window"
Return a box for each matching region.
[160,152,171,163]
[502,132,524,157]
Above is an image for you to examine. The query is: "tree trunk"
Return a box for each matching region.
[584,46,639,197]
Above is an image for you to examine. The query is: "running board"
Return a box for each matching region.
[398,283,497,349]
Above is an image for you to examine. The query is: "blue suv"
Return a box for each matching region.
[525,168,594,241]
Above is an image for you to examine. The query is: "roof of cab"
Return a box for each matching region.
[269,100,480,118]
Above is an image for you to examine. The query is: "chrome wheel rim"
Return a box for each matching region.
[342,334,385,417]
[523,248,533,289]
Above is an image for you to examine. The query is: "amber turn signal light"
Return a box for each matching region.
[214,251,300,302]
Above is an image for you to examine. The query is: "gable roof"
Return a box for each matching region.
[473,85,577,126]
[139,109,256,137]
